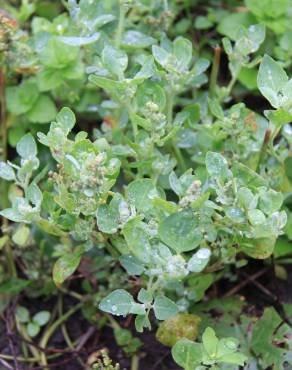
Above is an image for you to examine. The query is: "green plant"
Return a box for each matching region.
[0,1,291,369]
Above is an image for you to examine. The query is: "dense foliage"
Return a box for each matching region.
[0,0,291,369]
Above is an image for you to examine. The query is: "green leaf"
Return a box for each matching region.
[0,162,15,181]
[187,248,211,272]
[206,152,229,180]
[202,327,219,358]
[153,295,179,320]
[123,219,151,262]
[27,183,43,208]
[126,179,158,212]
[27,95,57,124]
[158,211,202,253]
[16,306,30,323]
[53,252,81,285]
[96,203,119,233]
[6,79,38,115]
[258,189,283,214]
[102,44,128,78]
[12,225,30,247]
[257,55,288,108]
[122,30,156,49]
[27,322,40,337]
[119,255,145,276]
[241,237,276,259]
[55,107,76,133]
[173,37,192,71]
[16,133,37,159]
[135,80,166,111]
[247,209,265,225]
[32,311,50,326]
[172,338,203,370]
[0,278,30,295]
[99,289,134,316]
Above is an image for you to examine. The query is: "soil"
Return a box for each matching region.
[1,260,291,370]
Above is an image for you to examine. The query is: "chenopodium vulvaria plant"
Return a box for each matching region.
[0,23,288,368]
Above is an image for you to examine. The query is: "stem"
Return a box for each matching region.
[167,90,174,125]
[131,354,139,370]
[39,302,83,368]
[0,68,17,277]
[209,45,221,97]
[256,128,271,173]
[115,1,126,48]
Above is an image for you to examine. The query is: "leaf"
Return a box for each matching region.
[27,322,40,337]
[32,311,50,326]
[53,253,81,285]
[152,45,170,70]
[202,327,219,357]
[247,209,266,225]
[102,44,128,78]
[153,295,179,320]
[187,248,211,272]
[27,95,57,124]
[0,162,15,181]
[123,219,151,262]
[156,314,201,347]
[126,179,158,212]
[258,189,283,214]
[158,211,202,253]
[0,278,30,295]
[55,107,76,133]
[119,255,145,275]
[12,225,30,247]
[96,204,119,233]
[173,37,192,71]
[169,171,183,196]
[16,133,37,159]
[27,183,43,208]
[172,338,203,370]
[257,55,288,108]
[206,151,229,180]
[122,30,156,49]
[58,32,100,46]
[135,80,166,111]
[99,289,134,316]
[251,307,292,369]
[240,237,276,259]
[6,79,38,115]
[16,306,30,323]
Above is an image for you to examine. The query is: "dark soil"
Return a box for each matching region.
[1,260,291,370]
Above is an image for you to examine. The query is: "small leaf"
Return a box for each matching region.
[172,338,203,370]
[173,37,192,71]
[206,151,229,180]
[0,162,15,181]
[16,306,30,323]
[257,55,288,108]
[12,225,30,247]
[126,179,158,212]
[27,322,40,337]
[99,289,134,316]
[187,248,211,272]
[153,295,178,320]
[32,311,50,326]
[119,255,145,275]
[158,211,202,253]
[16,133,37,159]
[202,327,219,357]
[102,44,128,78]
[56,107,76,133]
[53,253,81,285]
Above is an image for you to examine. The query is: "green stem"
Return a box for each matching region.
[131,354,139,370]
[39,302,83,368]
[256,128,271,173]
[0,68,17,277]
[210,46,221,98]
[115,1,126,48]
